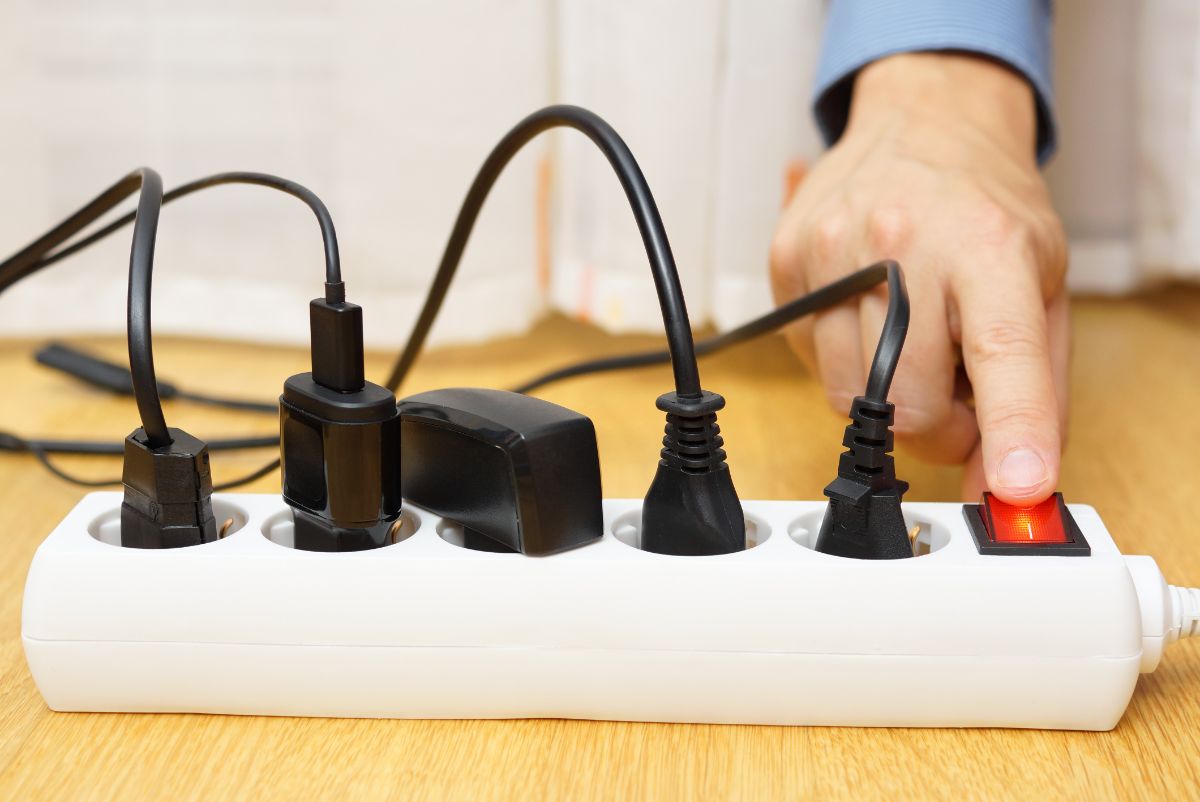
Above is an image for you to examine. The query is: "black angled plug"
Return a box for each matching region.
[814,396,912,559]
[813,260,913,561]
[120,427,217,548]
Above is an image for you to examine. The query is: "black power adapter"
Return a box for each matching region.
[279,294,402,552]
[397,388,603,555]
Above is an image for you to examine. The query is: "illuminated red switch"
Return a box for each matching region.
[964,492,1091,556]
[982,493,1069,543]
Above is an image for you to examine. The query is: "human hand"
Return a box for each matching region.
[770,52,1068,504]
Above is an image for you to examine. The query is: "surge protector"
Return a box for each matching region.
[21,493,1200,729]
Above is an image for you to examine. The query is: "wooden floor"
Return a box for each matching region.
[0,287,1198,801]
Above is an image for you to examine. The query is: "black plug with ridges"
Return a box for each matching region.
[814,395,912,560]
[639,390,745,556]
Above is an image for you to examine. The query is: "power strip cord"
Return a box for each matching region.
[1171,585,1200,641]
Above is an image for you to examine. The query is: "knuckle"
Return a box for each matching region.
[768,233,803,294]
[965,318,1045,366]
[978,399,1054,437]
[1040,215,1069,275]
[809,213,849,264]
[865,206,911,255]
[969,200,1030,252]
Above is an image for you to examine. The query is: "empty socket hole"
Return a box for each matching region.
[609,510,770,553]
[260,509,420,550]
[787,508,950,555]
[436,520,519,553]
[88,499,249,547]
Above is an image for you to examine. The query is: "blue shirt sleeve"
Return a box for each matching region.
[813,0,1056,163]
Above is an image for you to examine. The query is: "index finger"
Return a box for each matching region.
[955,260,1061,505]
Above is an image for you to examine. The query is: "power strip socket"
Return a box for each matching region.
[21,492,1195,729]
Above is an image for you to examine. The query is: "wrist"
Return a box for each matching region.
[847,53,1038,163]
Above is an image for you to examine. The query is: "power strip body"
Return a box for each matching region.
[22,493,1165,729]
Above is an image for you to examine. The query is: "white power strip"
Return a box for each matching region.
[21,492,1200,729]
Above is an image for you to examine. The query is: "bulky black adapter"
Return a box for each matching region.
[397,388,603,555]
[279,291,402,551]
[121,427,217,548]
[640,391,745,556]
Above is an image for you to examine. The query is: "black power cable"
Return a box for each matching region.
[511,261,902,395]
[0,114,910,507]
[0,168,169,444]
[863,261,909,403]
[32,260,904,409]
[386,104,702,397]
[0,170,343,490]
[0,171,343,296]
[0,262,907,488]
[0,169,343,443]
[126,168,169,446]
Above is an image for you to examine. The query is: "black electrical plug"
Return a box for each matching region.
[814,396,912,559]
[279,284,401,552]
[640,390,745,556]
[814,260,912,560]
[120,427,217,548]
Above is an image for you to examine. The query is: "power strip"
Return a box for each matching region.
[21,492,1199,729]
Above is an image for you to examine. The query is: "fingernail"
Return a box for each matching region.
[996,448,1048,492]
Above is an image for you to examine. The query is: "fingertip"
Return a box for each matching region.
[987,446,1058,505]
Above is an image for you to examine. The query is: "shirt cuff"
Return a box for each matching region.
[812,0,1056,164]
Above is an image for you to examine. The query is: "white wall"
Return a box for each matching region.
[0,0,551,346]
[0,0,1187,348]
